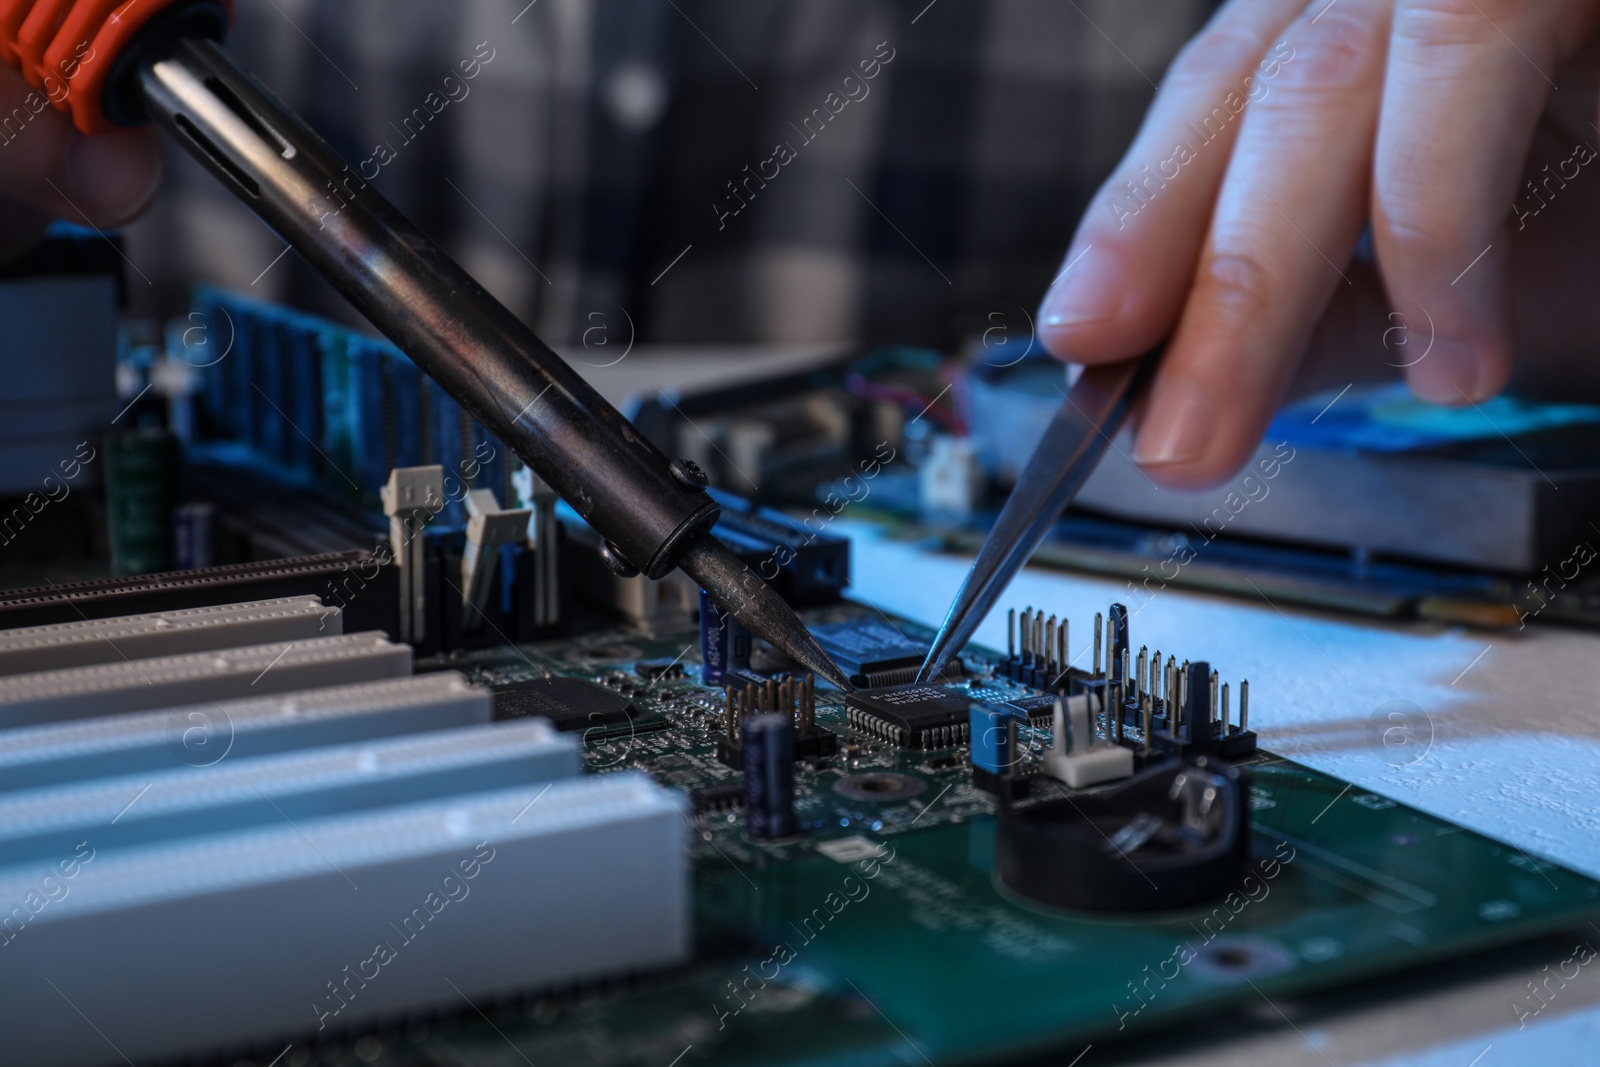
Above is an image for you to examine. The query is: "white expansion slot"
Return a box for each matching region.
[0,718,580,865]
[0,672,489,792]
[0,631,411,727]
[0,596,341,676]
[0,773,689,1067]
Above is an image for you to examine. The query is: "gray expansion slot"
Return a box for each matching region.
[0,631,411,727]
[0,596,341,676]
[0,673,489,792]
[1,773,688,1067]
[0,719,580,865]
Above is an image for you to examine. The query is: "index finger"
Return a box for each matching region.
[1038,0,1309,365]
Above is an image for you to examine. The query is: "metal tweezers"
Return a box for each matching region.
[916,348,1163,682]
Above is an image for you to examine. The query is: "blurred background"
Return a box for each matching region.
[12,0,1600,638]
[125,0,1211,345]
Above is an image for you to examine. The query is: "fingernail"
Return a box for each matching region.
[1041,245,1128,331]
[1132,375,1215,468]
[1407,339,1483,405]
[65,133,162,225]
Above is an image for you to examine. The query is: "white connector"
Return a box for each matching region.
[382,465,445,644]
[461,488,532,632]
[1042,692,1133,788]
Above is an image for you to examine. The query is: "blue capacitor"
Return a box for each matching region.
[742,712,797,838]
[699,588,751,685]
[969,704,1023,776]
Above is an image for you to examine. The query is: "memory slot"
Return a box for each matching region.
[0,773,688,1067]
[0,719,579,866]
[0,631,411,728]
[0,596,341,677]
[0,673,489,792]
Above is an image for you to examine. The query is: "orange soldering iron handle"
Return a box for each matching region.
[0,0,232,135]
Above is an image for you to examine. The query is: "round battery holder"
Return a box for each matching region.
[997,756,1250,912]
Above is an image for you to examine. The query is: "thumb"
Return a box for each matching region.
[0,60,163,233]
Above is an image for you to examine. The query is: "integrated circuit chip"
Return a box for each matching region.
[996,692,1058,729]
[845,684,972,749]
[811,619,962,687]
[491,677,636,733]
[689,782,744,812]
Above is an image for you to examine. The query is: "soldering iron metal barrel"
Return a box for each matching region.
[134,37,715,578]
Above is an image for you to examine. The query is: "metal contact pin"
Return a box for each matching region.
[1057,620,1067,685]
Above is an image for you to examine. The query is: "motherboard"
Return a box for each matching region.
[5,287,1593,1067]
[340,602,1593,1067]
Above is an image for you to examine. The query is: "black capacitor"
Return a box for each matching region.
[742,712,798,839]
[1184,659,1212,745]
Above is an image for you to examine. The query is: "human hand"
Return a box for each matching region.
[0,59,162,259]
[1039,0,1600,488]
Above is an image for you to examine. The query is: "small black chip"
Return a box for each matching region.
[690,782,745,812]
[997,693,1058,728]
[845,684,972,749]
[812,619,963,687]
[492,677,637,733]
[634,658,685,681]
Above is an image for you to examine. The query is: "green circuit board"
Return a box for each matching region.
[293,604,1600,1067]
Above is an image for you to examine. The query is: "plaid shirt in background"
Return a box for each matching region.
[126,0,1217,349]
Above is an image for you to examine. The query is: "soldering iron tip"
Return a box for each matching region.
[676,527,854,692]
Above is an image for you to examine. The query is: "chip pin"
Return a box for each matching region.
[1105,612,1115,677]
[1021,608,1033,665]
[1240,679,1249,730]
[1221,682,1230,733]
[1210,669,1219,726]
[1169,659,1180,729]
[1007,608,1016,660]
[1112,681,1124,745]
[1057,620,1068,685]
[1045,616,1057,675]
[1033,612,1044,669]
[1092,613,1103,676]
